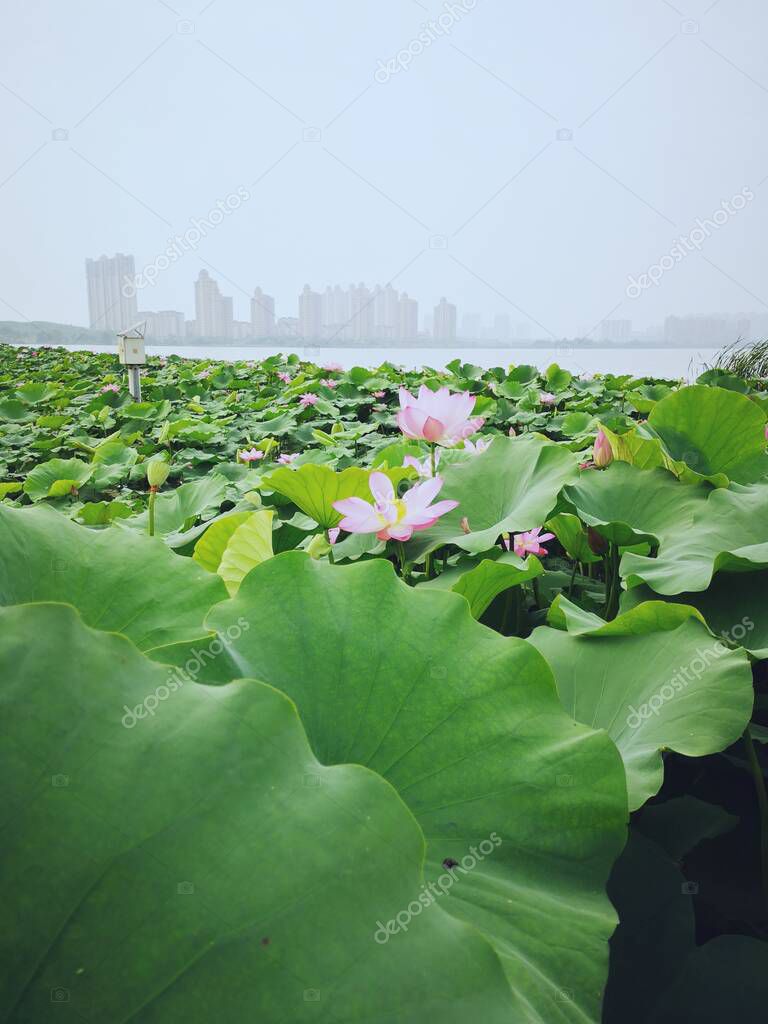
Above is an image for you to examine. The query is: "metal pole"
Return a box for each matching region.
[127,365,142,401]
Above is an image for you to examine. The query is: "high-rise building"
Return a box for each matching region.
[298,284,323,339]
[374,284,401,340]
[349,282,375,340]
[461,312,483,339]
[599,319,632,343]
[433,297,457,341]
[494,313,512,341]
[398,293,419,340]
[85,253,138,331]
[250,287,276,338]
[194,270,234,339]
[139,310,185,339]
[664,315,727,346]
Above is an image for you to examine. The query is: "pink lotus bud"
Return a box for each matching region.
[508,426,516,437]
[593,430,613,469]
[460,516,471,534]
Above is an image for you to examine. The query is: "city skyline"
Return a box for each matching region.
[83,252,768,346]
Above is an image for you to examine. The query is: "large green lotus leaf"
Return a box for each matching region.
[116,473,229,540]
[622,481,768,594]
[646,936,768,1024]
[621,576,768,658]
[261,463,409,529]
[546,512,601,563]
[217,509,274,595]
[547,593,706,636]
[530,608,753,810]
[0,604,519,1023]
[421,551,543,619]
[23,457,95,501]
[0,397,36,422]
[90,440,138,490]
[0,503,226,651]
[192,511,254,572]
[204,553,628,1024]
[648,384,768,485]
[407,435,580,558]
[600,386,768,487]
[562,462,708,547]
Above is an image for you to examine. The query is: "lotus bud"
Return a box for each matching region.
[460,516,471,534]
[307,534,332,560]
[587,526,608,556]
[146,459,170,490]
[508,426,516,437]
[331,421,344,435]
[593,430,613,469]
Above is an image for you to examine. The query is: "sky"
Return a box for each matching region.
[1,0,767,338]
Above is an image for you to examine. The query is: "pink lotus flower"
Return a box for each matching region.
[321,378,337,389]
[593,429,613,468]
[463,437,490,455]
[403,451,440,479]
[397,386,484,446]
[278,452,300,465]
[299,393,318,407]
[322,361,343,372]
[238,447,264,463]
[278,371,292,384]
[100,383,119,394]
[506,527,556,557]
[539,391,556,405]
[372,390,386,398]
[508,426,516,437]
[328,527,340,544]
[333,472,458,542]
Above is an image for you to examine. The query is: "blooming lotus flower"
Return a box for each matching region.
[397,386,484,446]
[277,371,292,384]
[100,383,119,393]
[403,451,440,479]
[507,527,556,557]
[372,390,386,398]
[321,378,337,389]
[539,391,556,405]
[463,437,490,455]
[238,447,264,463]
[333,472,458,542]
[278,452,300,465]
[593,429,613,468]
[299,393,318,407]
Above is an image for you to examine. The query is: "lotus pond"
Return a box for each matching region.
[2,342,767,1022]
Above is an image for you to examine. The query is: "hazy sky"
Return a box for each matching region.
[1,0,767,337]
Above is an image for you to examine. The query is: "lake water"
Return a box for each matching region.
[41,341,720,380]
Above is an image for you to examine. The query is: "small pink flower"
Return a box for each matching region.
[328,527,340,544]
[333,472,458,542]
[593,429,613,468]
[372,390,386,398]
[397,385,484,447]
[238,447,264,463]
[100,383,119,393]
[198,369,211,379]
[403,451,439,479]
[539,391,556,405]
[278,371,292,384]
[508,425,517,437]
[463,437,490,455]
[278,452,300,465]
[322,361,343,372]
[321,378,337,389]
[299,393,319,407]
[509,527,556,557]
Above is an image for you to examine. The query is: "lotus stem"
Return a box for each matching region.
[148,486,157,537]
[604,543,621,620]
